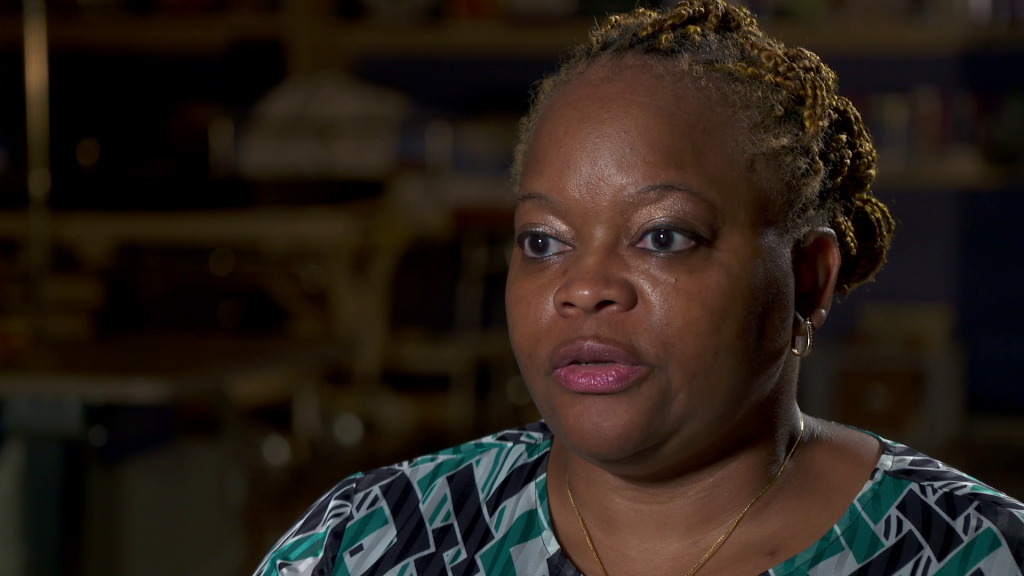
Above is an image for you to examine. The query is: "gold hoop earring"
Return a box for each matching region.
[791,317,814,357]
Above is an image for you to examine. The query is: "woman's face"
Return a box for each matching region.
[507,59,797,476]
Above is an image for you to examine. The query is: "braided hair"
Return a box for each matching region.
[511,0,895,294]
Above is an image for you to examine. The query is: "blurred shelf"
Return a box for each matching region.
[874,161,1024,192]
[387,329,514,374]
[1,14,1021,58]
[317,19,592,59]
[314,19,1024,61]
[0,334,346,404]
[0,331,517,405]
[0,205,374,265]
[0,11,282,54]
[967,415,1024,446]
[764,20,1024,57]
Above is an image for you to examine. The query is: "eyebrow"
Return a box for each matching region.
[626,183,721,214]
[515,192,552,208]
[515,184,721,213]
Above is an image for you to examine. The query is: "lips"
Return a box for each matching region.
[550,339,649,394]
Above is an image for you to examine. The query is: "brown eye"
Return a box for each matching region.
[518,232,571,258]
[636,229,696,253]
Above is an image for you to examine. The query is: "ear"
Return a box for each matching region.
[792,227,841,331]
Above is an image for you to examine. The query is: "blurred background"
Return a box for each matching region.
[0,0,1022,574]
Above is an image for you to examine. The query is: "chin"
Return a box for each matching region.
[540,394,672,465]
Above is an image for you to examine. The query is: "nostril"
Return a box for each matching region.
[554,273,639,316]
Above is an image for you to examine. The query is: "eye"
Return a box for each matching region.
[517,232,571,258]
[635,228,697,253]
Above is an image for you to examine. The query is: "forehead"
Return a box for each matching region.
[519,57,759,216]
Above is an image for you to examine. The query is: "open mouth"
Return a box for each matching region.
[554,362,647,393]
[550,339,649,394]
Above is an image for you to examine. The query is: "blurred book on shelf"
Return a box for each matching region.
[237,72,410,182]
[2,0,1021,26]
[0,3,1021,576]
[801,303,966,457]
[853,86,1024,191]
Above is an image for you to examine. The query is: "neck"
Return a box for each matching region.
[549,400,805,566]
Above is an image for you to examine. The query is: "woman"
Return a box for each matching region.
[254,2,1024,575]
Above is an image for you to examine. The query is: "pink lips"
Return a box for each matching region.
[551,339,649,394]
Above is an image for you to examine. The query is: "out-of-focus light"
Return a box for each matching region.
[505,376,533,406]
[88,424,108,447]
[76,137,100,168]
[332,412,364,447]
[968,0,992,23]
[216,299,242,329]
[299,263,326,293]
[209,247,235,277]
[261,433,291,467]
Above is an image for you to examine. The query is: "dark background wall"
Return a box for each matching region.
[0,1,1022,574]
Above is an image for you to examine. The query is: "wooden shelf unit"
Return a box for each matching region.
[765,19,1024,57]
[1,13,1021,59]
[0,11,282,53]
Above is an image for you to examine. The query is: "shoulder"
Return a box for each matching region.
[860,438,1024,574]
[252,422,554,576]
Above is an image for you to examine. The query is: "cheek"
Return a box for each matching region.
[634,252,733,332]
[505,261,565,422]
[746,237,796,345]
[505,260,549,365]
[639,271,733,376]
[638,240,790,376]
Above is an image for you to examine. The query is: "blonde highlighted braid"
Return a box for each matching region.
[511,0,895,294]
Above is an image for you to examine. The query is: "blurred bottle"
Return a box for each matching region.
[965,0,1021,25]
[910,84,945,163]
[237,72,410,182]
[950,89,980,148]
[982,91,1024,165]
[968,0,993,23]
[872,92,912,174]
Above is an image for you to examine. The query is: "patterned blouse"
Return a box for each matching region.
[254,422,1024,576]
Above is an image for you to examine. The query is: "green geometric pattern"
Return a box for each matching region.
[254,423,1024,576]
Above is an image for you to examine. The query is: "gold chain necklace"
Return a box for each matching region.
[565,414,806,576]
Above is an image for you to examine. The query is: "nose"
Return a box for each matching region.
[554,253,639,317]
